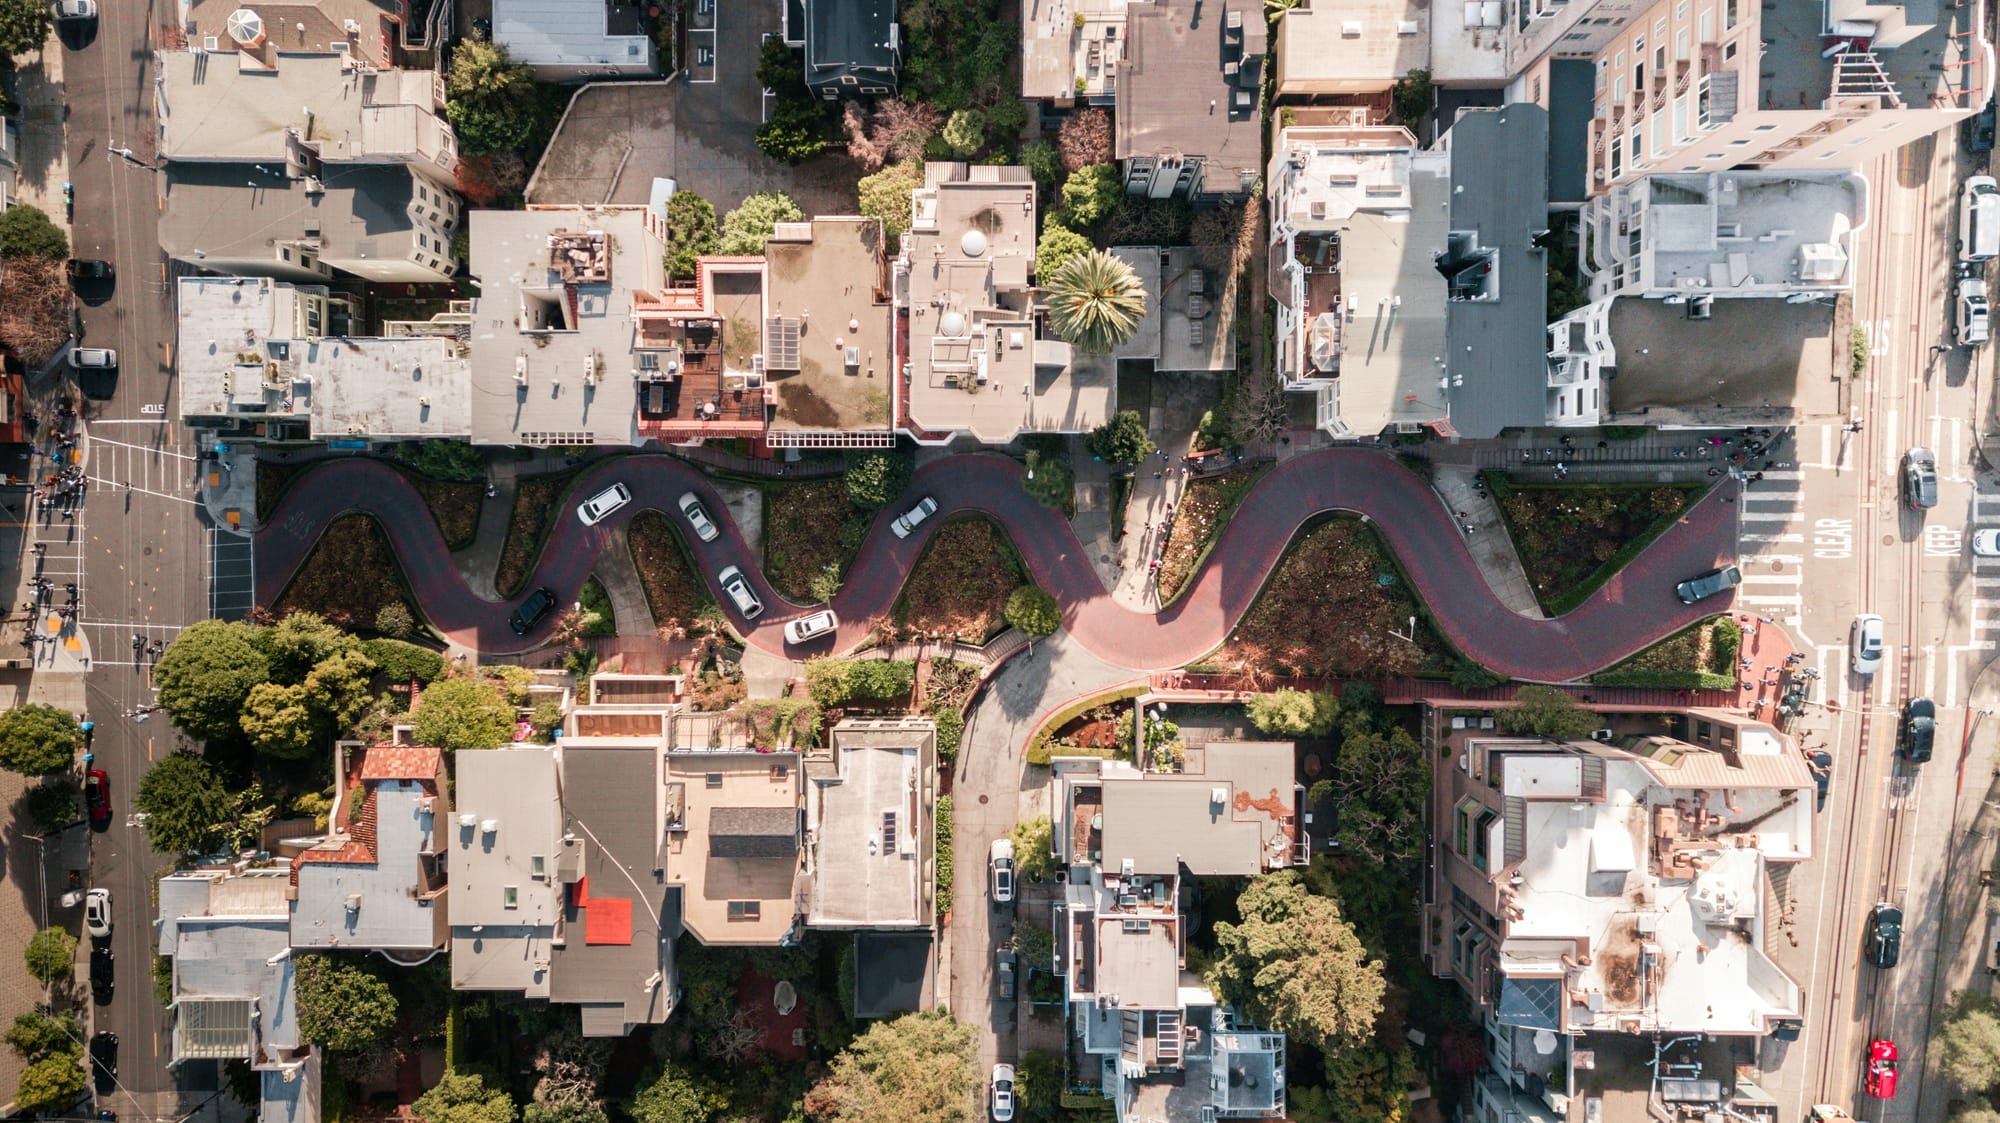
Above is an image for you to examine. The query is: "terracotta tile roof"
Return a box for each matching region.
[359,745,443,782]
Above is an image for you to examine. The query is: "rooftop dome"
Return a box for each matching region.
[960,229,988,258]
[225,7,265,45]
[939,311,968,337]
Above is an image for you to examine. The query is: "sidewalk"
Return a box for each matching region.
[1430,465,1543,619]
[1110,450,1189,611]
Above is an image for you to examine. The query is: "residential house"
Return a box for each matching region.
[174,275,472,444]
[466,206,669,447]
[1266,106,1549,438]
[664,748,804,946]
[898,163,1111,443]
[1545,170,1863,426]
[802,0,900,99]
[1105,246,1236,375]
[157,864,320,1123]
[289,743,450,955]
[1021,0,1132,107]
[1428,711,1809,1116]
[1270,0,1430,98]
[1049,734,1295,1122]
[450,744,564,999]
[627,252,773,445]
[153,51,461,283]
[491,0,658,81]
[178,0,412,69]
[1115,0,1265,202]
[761,217,898,448]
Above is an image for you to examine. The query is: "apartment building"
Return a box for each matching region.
[1267,108,1549,438]
[1049,734,1296,1123]
[1117,1,1266,202]
[898,163,1109,442]
[175,275,472,444]
[1546,169,1863,426]
[178,0,411,69]
[761,217,898,448]
[491,0,658,80]
[1270,0,1430,97]
[1428,710,1810,1117]
[153,50,461,283]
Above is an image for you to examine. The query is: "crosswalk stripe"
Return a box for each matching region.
[1739,511,1799,521]
[1740,594,1805,607]
[1741,533,1805,543]
[1741,572,1803,585]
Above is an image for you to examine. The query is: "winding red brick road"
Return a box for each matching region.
[255,449,1739,681]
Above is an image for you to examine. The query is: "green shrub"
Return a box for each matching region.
[360,639,445,685]
[934,795,953,917]
[934,709,964,760]
[1590,669,1737,690]
[1004,585,1062,638]
[1708,618,1742,674]
[844,450,914,508]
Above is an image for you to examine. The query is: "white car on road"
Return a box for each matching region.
[1975,529,2000,557]
[1851,614,1885,677]
[84,888,111,938]
[677,491,719,542]
[576,483,632,526]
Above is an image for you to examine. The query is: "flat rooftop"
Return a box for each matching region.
[491,0,653,69]
[1116,0,1266,191]
[176,276,471,439]
[450,747,562,996]
[807,721,934,928]
[764,218,895,432]
[291,752,446,950]
[1595,173,1864,299]
[1273,2,1429,93]
[1602,297,1839,422]
[665,752,801,944]
[1097,742,1296,877]
[157,51,367,160]
[1330,152,1450,433]
[550,744,675,1036]
[182,0,404,67]
[1020,0,1135,101]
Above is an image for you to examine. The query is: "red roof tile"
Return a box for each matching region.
[360,745,443,782]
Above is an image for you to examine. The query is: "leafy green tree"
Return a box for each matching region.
[1047,250,1147,354]
[525,1107,607,1123]
[134,751,233,856]
[296,955,398,1054]
[845,451,913,508]
[1010,923,1055,973]
[1495,684,1600,740]
[665,191,719,280]
[305,648,380,731]
[718,191,806,255]
[1021,140,1062,190]
[375,603,416,638]
[14,1052,85,1114]
[933,709,963,760]
[1015,1051,1061,1123]
[1058,164,1123,229]
[1317,1042,1417,1123]
[849,659,915,700]
[264,611,359,680]
[445,35,544,155]
[1004,586,1061,638]
[413,1070,517,1123]
[1244,689,1340,738]
[24,927,75,986]
[806,658,855,708]
[0,703,80,776]
[628,1060,727,1123]
[1022,449,1074,509]
[1034,223,1093,285]
[857,162,926,251]
[240,683,318,760]
[5,1011,79,1061]
[414,677,515,752]
[756,35,806,96]
[756,101,829,165]
[1321,719,1430,863]
[361,638,446,684]
[1940,990,2000,1090]
[396,440,488,482]
[0,205,67,260]
[1207,871,1386,1052]
[25,778,79,832]
[940,109,985,157]
[0,0,54,59]
[156,619,274,743]
[803,1010,976,1123]
[1009,816,1055,881]
[1086,410,1154,465]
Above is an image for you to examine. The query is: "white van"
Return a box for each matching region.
[1962,176,2000,263]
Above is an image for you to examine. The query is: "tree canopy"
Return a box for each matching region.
[1940,990,2000,1091]
[445,35,544,156]
[1004,585,1061,638]
[134,751,234,856]
[1207,871,1387,1052]
[413,677,515,752]
[804,1010,977,1123]
[24,927,75,986]
[857,162,926,252]
[940,109,986,157]
[718,192,806,256]
[1495,685,1600,740]
[1034,223,1093,286]
[155,619,274,743]
[845,451,913,508]
[0,205,68,260]
[628,1060,728,1123]
[413,1070,518,1123]
[1244,689,1340,738]
[0,704,80,776]
[1009,816,1055,882]
[1086,410,1155,465]
[1314,707,1430,864]
[1058,164,1123,229]
[296,954,399,1054]
[14,1052,85,1114]
[396,440,488,482]
[665,191,719,280]
[1046,250,1147,354]
[5,1011,80,1061]
[0,0,53,58]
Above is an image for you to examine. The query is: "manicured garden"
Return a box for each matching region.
[270,514,425,634]
[399,472,483,551]
[255,459,311,520]
[625,511,712,636]
[493,468,582,596]
[1156,466,1269,603]
[1216,517,1445,679]
[1482,474,1706,615]
[893,517,1028,643]
[1592,615,1741,690]
[763,480,874,602]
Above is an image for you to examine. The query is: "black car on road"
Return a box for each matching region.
[1900,697,1936,764]
[1675,565,1742,605]
[1868,903,1904,969]
[509,587,557,636]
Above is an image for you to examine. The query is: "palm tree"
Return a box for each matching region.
[1043,248,1148,354]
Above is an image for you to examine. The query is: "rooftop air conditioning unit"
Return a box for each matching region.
[481,818,499,835]
[418,797,435,813]
[459,813,477,828]
[515,355,529,387]
[344,894,362,913]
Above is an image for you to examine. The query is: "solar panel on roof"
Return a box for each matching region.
[765,317,801,370]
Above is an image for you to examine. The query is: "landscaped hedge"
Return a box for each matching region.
[934,794,953,919]
[805,657,916,708]
[1590,669,1736,691]
[1024,684,1147,765]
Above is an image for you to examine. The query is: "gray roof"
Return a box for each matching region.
[156,51,366,161]
[260,1054,322,1123]
[550,745,676,1035]
[1116,0,1266,191]
[1442,106,1551,438]
[852,931,933,1018]
[806,0,899,81]
[291,778,444,951]
[709,806,800,859]
[159,162,423,278]
[807,722,935,928]
[1547,62,1593,205]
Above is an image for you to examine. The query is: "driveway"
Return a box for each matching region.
[525,0,870,216]
[253,449,1741,681]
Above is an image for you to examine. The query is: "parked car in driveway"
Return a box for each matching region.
[1900,697,1936,764]
[1865,1039,1899,1099]
[1867,902,1903,968]
[677,491,719,542]
[84,888,111,938]
[717,566,763,619]
[84,768,109,827]
[891,496,938,538]
[577,482,632,526]
[990,838,1015,906]
[1675,565,1741,605]
[1850,614,1885,676]
[509,587,557,636]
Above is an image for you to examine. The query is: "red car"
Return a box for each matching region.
[1865,1038,1899,1099]
[84,769,109,826]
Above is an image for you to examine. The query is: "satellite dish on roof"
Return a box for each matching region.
[939,311,968,338]
[225,7,265,45]
[960,229,988,258]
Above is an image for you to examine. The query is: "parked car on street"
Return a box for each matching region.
[1975,529,2000,557]
[84,888,111,938]
[717,565,763,619]
[69,347,116,370]
[84,768,109,826]
[995,948,1017,1001]
[891,496,939,538]
[88,1031,116,1092]
[89,943,112,1003]
[52,0,98,20]
[577,482,632,526]
[1900,697,1936,764]
[508,587,557,636]
[1675,565,1742,605]
[1850,614,1885,676]
[1867,903,1903,968]
[1959,277,1991,346]
[990,838,1015,906]
[677,492,719,542]
[67,259,113,284]
[990,1064,1016,1122]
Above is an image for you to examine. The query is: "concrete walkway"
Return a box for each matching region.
[1111,452,1190,612]
[452,465,516,601]
[1068,441,1120,592]
[590,524,656,637]
[1431,465,1544,619]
